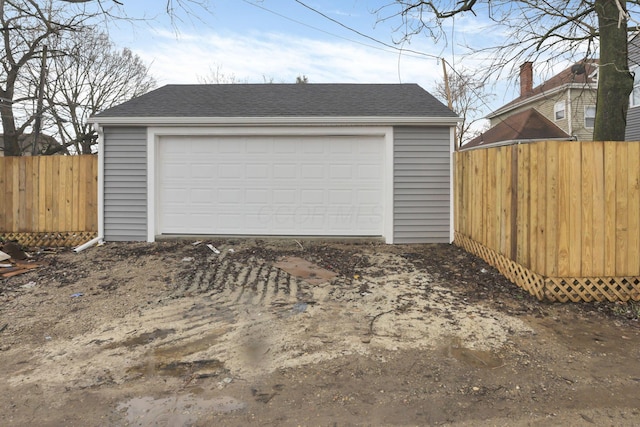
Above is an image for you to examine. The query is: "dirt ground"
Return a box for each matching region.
[1,238,640,427]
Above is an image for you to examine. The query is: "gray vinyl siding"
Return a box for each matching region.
[626,107,640,140]
[393,126,451,243]
[627,35,640,140]
[103,126,147,241]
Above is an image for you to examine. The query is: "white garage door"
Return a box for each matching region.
[157,135,385,236]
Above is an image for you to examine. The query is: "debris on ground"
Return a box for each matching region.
[273,256,338,285]
[0,242,41,278]
[1,240,640,426]
[0,260,40,278]
[0,242,28,260]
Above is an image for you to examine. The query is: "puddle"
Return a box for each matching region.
[129,358,226,379]
[105,329,175,349]
[445,339,504,368]
[152,328,228,360]
[117,394,246,426]
[127,329,229,379]
[274,256,338,285]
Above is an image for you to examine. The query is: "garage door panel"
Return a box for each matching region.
[246,189,269,203]
[329,189,352,204]
[218,188,240,203]
[358,164,380,179]
[302,141,325,154]
[190,189,215,203]
[273,164,297,179]
[273,189,296,204]
[247,164,270,179]
[357,189,383,204]
[331,143,356,154]
[158,135,385,236]
[301,164,324,179]
[191,163,216,179]
[247,140,269,153]
[274,140,296,153]
[301,189,324,204]
[219,164,242,178]
[330,164,353,179]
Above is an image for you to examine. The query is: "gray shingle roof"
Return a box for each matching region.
[95,83,457,118]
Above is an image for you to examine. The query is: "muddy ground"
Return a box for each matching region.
[1,239,640,426]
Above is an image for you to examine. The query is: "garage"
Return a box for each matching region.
[157,134,386,236]
[92,83,458,244]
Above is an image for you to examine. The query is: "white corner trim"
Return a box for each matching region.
[146,131,156,242]
[96,125,105,240]
[385,129,395,244]
[449,126,455,244]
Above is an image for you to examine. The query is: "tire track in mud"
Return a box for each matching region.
[171,253,314,307]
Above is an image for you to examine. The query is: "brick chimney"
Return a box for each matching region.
[520,62,533,97]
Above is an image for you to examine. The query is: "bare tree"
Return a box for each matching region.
[435,64,491,148]
[382,0,637,141]
[0,0,99,156]
[197,64,248,84]
[1,0,213,156]
[41,28,156,154]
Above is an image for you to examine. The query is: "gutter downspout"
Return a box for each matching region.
[75,124,105,252]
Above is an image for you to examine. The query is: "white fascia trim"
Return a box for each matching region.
[146,125,396,243]
[91,116,461,127]
[487,83,598,119]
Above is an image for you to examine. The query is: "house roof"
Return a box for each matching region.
[92,83,458,125]
[488,60,598,118]
[463,108,571,149]
[0,133,60,155]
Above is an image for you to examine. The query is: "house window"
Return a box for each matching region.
[585,106,596,128]
[631,65,640,107]
[554,101,566,120]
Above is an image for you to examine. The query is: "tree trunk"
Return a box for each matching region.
[0,89,21,156]
[593,0,634,141]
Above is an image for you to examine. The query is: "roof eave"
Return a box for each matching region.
[461,136,576,151]
[88,116,461,126]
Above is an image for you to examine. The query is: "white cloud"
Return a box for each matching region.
[133,28,445,91]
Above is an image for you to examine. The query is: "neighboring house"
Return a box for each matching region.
[90,84,459,244]
[0,133,61,156]
[464,108,572,149]
[626,33,640,140]
[484,60,598,143]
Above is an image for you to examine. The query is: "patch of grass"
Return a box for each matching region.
[612,301,640,320]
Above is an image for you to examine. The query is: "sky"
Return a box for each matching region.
[100,0,511,117]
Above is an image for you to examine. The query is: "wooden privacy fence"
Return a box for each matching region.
[0,155,98,247]
[454,140,640,303]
